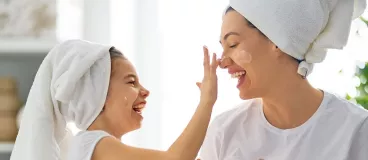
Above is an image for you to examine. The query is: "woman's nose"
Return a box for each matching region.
[219,56,233,69]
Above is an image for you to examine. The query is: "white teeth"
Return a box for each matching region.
[231,71,246,78]
[133,104,145,115]
[133,104,145,109]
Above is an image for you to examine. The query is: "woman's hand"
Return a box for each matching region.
[196,46,219,106]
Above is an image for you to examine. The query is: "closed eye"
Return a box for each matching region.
[229,44,238,48]
[124,73,138,86]
[128,80,136,85]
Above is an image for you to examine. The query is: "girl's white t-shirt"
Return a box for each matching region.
[200,92,368,160]
[67,130,111,160]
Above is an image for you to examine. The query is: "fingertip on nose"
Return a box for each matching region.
[219,57,233,69]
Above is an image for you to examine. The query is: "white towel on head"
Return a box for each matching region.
[10,39,113,160]
[229,0,367,77]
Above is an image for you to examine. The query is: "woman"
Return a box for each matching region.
[10,39,219,160]
[200,0,368,159]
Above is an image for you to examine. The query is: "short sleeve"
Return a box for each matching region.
[347,117,368,159]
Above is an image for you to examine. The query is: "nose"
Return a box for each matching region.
[140,87,150,98]
[219,56,234,69]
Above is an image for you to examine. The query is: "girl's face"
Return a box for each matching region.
[103,58,150,136]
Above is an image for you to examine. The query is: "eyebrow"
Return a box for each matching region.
[219,32,240,44]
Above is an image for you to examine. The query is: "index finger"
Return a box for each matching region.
[211,53,219,72]
[203,46,210,77]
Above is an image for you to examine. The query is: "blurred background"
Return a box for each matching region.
[0,0,367,159]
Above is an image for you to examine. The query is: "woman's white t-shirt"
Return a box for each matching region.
[200,92,368,160]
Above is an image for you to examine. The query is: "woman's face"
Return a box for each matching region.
[103,58,150,135]
[220,10,283,99]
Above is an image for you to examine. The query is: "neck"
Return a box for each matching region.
[88,115,126,140]
[261,75,323,129]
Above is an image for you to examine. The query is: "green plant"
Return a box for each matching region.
[346,63,368,110]
[360,17,368,27]
[346,17,368,110]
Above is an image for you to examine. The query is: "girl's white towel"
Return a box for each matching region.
[10,40,113,160]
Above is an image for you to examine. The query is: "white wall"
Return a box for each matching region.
[83,0,111,44]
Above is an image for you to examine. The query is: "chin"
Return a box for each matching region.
[135,124,142,130]
[238,88,258,100]
[239,93,254,100]
[131,123,142,131]
[116,122,142,136]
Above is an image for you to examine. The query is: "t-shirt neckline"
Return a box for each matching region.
[258,91,332,135]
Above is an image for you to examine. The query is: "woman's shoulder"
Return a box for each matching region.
[324,92,368,120]
[67,130,112,160]
[321,92,368,134]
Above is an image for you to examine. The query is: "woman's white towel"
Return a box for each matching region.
[229,0,367,77]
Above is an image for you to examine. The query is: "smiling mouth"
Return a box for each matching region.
[132,103,145,115]
[231,71,246,88]
[231,71,246,78]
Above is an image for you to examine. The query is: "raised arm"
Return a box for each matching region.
[93,46,219,160]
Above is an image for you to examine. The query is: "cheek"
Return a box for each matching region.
[116,88,139,111]
[106,84,139,109]
[247,58,277,90]
[240,41,274,76]
[241,36,270,57]
[242,55,267,84]
[107,89,138,120]
[125,88,140,104]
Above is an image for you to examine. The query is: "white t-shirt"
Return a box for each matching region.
[200,92,368,160]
